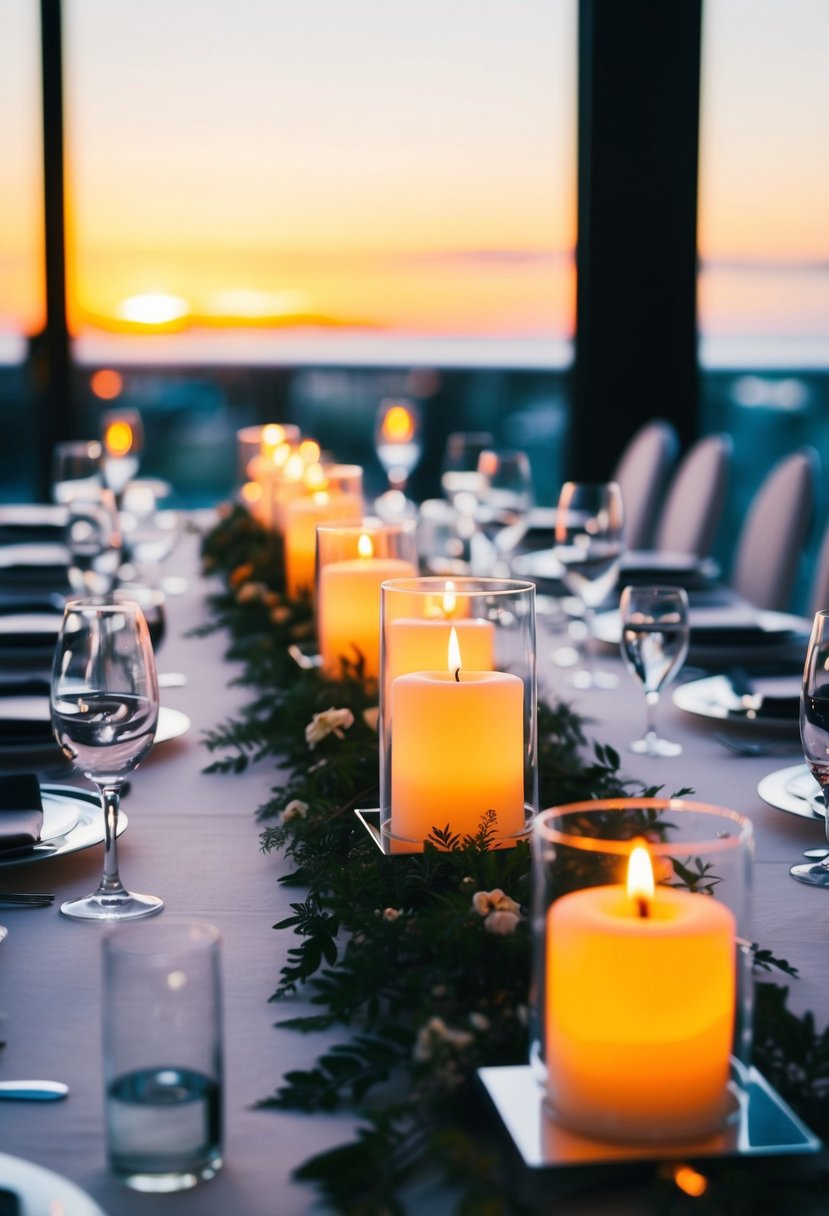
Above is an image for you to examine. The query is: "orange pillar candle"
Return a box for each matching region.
[284,491,362,601]
[545,845,736,1142]
[318,534,417,681]
[390,629,524,847]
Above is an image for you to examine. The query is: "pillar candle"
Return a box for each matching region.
[390,632,524,848]
[386,618,495,686]
[545,847,736,1142]
[284,492,362,601]
[319,540,417,681]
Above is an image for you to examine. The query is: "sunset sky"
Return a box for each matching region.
[0,0,827,358]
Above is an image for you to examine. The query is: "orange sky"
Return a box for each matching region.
[1,0,827,350]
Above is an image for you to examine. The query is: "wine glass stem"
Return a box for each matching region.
[644,690,660,740]
[96,784,128,897]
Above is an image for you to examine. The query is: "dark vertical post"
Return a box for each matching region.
[34,0,73,497]
[570,0,702,479]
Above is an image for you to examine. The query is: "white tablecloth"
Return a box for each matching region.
[0,538,825,1214]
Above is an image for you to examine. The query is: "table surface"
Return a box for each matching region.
[0,533,826,1215]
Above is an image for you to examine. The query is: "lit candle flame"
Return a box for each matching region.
[284,453,306,483]
[357,533,374,559]
[104,419,134,456]
[261,424,286,454]
[448,626,462,681]
[382,403,415,443]
[241,481,261,506]
[270,442,291,469]
[299,439,321,465]
[304,462,329,492]
[627,842,654,917]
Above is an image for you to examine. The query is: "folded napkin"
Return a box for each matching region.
[688,606,785,645]
[0,613,62,653]
[0,773,43,854]
[0,543,69,590]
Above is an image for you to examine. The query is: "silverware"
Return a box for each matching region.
[0,892,55,907]
[0,1080,68,1100]
[713,732,801,758]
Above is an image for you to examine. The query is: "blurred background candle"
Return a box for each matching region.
[101,406,144,500]
[390,628,524,848]
[545,841,736,1142]
[283,464,363,601]
[317,522,417,681]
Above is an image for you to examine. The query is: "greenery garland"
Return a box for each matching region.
[199,505,829,1215]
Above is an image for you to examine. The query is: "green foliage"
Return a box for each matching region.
[199,507,829,1213]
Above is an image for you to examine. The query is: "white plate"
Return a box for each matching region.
[672,674,800,729]
[513,548,707,585]
[0,1151,107,1215]
[757,763,824,821]
[0,784,127,869]
[594,607,807,648]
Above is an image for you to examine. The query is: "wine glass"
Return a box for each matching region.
[374,398,422,519]
[51,440,104,504]
[65,489,123,599]
[50,599,163,920]
[101,408,144,501]
[553,481,624,690]
[477,448,534,568]
[619,584,690,755]
[119,479,182,590]
[790,610,829,887]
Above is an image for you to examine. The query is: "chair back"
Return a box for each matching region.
[612,419,679,550]
[654,433,732,557]
[808,518,829,618]
[731,447,820,612]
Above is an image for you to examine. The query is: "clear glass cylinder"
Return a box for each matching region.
[530,799,754,1144]
[316,519,418,683]
[283,464,364,602]
[379,576,537,852]
[235,423,301,487]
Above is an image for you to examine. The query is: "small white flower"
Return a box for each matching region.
[484,909,521,936]
[471,887,521,918]
[362,706,380,733]
[305,707,355,749]
[236,580,269,604]
[280,799,309,824]
[413,1016,473,1063]
[468,1011,491,1032]
[382,907,401,922]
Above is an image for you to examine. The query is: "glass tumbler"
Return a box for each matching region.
[102,920,224,1192]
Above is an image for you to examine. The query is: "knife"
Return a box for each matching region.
[0,1080,69,1100]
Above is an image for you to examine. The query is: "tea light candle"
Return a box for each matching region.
[545,844,736,1141]
[390,629,524,848]
[284,489,362,601]
[318,533,417,681]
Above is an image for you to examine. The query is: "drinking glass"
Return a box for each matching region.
[50,599,163,920]
[553,481,624,690]
[374,397,422,519]
[790,610,829,887]
[477,448,534,566]
[51,439,103,504]
[619,584,690,756]
[119,479,182,589]
[440,432,496,573]
[65,489,123,598]
[103,919,223,1191]
[101,407,144,500]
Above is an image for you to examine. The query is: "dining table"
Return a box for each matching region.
[0,520,827,1215]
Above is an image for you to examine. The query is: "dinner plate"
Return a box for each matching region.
[672,673,800,728]
[0,705,191,759]
[757,763,824,821]
[0,1151,108,1216]
[512,548,714,592]
[0,784,128,869]
[594,607,808,649]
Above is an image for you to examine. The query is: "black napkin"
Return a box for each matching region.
[0,773,43,854]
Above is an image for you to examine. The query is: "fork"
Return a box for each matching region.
[0,892,55,907]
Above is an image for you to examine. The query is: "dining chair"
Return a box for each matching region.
[730,446,820,613]
[653,433,732,557]
[808,516,829,617]
[611,419,679,550]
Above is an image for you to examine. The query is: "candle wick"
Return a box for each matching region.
[454,667,461,683]
[636,896,649,919]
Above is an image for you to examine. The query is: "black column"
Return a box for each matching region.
[33,0,73,497]
[569,0,702,479]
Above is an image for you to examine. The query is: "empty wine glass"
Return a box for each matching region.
[477,448,534,568]
[101,408,144,501]
[374,398,422,519]
[66,489,123,598]
[619,584,690,756]
[51,439,104,504]
[790,610,829,888]
[553,481,624,690]
[441,432,496,573]
[119,480,182,589]
[50,599,163,920]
